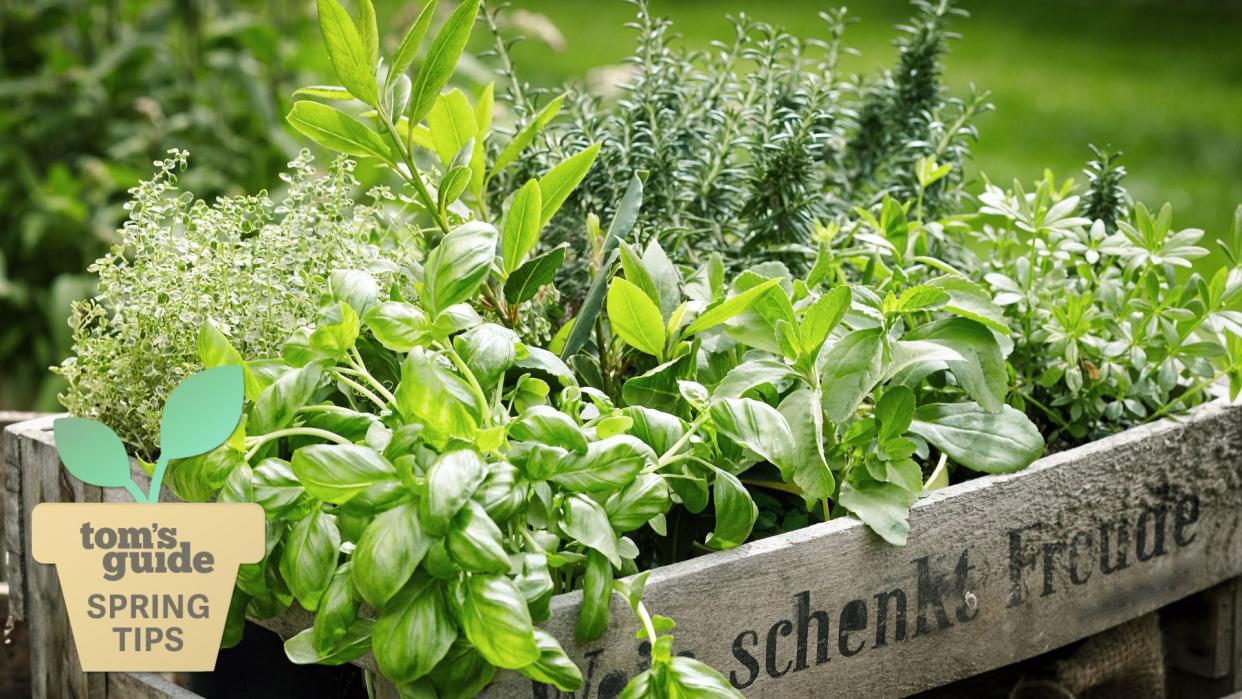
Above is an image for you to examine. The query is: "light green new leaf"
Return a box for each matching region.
[287,101,389,159]
[427,89,477,165]
[490,94,565,180]
[800,286,851,353]
[196,320,261,401]
[290,444,397,504]
[388,0,437,87]
[293,85,354,100]
[683,278,782,336]
[501,179,542,273]
[395,348,481,442]
[538,144,600,227]
[408,0,479,124]
[251,364,323,435]
[608,277,666,360]
[364,302,430,352]
[315,0,378,105]
[909,403,1045,474]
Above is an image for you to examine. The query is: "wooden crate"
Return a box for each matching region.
[6,396,1242,698]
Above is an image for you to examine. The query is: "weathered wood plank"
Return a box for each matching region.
[0,411,40,585]
[9,415,107,699]
[480,398,1242,698]
[107,672,201,699]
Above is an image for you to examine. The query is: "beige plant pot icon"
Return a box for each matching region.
[32,502,264,671]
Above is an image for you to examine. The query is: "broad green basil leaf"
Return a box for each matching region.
[302,406,379,442]
[365,302,431,352]
[421,449,487,535]
[839,473,916,546]
[575,549,612,644]
[279,508,340,611]
[684,278,782,336]
[407,0,480,124]
[291,444,397,504]
[197,320,261,400]
[909,403,1045,474]
[167,445,244,503]
[538,144,600,227]
[446,501,510,573]
[818,327,885,423]
[551,435,653,492]
[501,179,542,273]
[253,458,307,518]
[217,461,254,506]
[352,503,432,609]
[374,578,456,684]
[473,461,523,523]
[622,407,687,454]
[777,388,834,503]
[284,619,373,666]
[456,574,541,669]
[431,303,484,340]
[708,397,795,470]
[905,317,1007,413]
[315,0,378,104]
[423,221,498,315]
[608,277,666,360]
[705,469,756,550]
[515,347,577,386]
[519,630,584,692]
[395,348,481,442]
[328,269,379,315]
[287,101,387,158]
[309,301,360,359]
[509,405,588,453]
[560,494,621,567]
[800,286,852,354]
[251,364,323,435]
[605,473,671,532]
[927,274,1010,334]
[312,561,357,653]
[504,245,566,305]
[454,323,518,392]
[490,95,565,179]
[514,553,554,623]
[427,89,477,166]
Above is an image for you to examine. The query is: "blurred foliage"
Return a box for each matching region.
[0,0,305,409]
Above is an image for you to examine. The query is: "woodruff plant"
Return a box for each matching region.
[969,160,1242,444]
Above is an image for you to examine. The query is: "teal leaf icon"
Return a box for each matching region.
[160,365,245,461]
[146,365,246,502]
[53,418,145,502]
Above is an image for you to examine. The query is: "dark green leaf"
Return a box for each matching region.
[575,549,612,644]
[504,245,565,305]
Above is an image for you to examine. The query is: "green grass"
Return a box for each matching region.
[499,0,1242,260]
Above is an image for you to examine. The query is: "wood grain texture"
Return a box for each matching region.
[481,398,1242,698]
[0,411,40,585]
[107,672,201,699]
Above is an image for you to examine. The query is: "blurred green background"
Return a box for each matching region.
[1,0,1239,411]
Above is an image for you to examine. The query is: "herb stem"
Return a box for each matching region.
[243,427,352,461]
[656,413,710,467]
[333,371,388,411]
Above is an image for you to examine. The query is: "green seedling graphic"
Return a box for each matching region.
[53,366,244,503]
